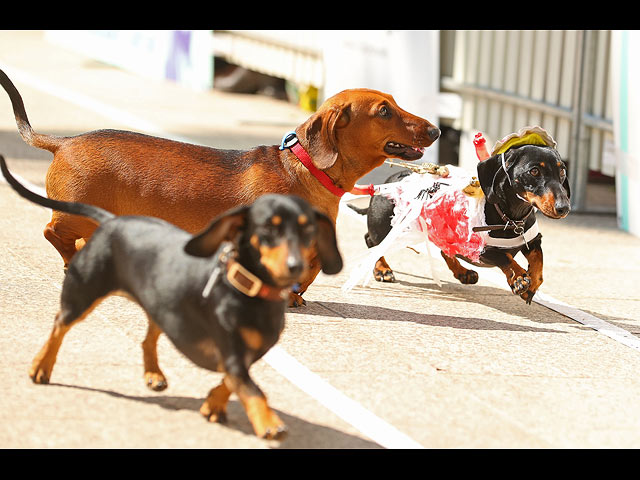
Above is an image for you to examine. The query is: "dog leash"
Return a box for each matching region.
[280,131,346,198]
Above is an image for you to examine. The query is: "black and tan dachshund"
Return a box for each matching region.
[0,155,342,439]
[356,144,570,304]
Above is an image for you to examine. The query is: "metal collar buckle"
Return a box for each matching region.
[504,221,528,248]
[226,261,263,297]
[503,220,525,236]
[279,131,299,150]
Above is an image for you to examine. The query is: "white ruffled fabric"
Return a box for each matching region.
[342,165,487,292]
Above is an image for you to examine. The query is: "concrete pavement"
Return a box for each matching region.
[1,31,640,449]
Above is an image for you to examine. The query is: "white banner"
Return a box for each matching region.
[610,30,640,237]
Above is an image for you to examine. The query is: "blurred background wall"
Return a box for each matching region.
[44,30,638,237]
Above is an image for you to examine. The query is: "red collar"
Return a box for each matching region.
[280,132,346,198]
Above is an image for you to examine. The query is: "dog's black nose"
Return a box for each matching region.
[555,203,571,217]
[427,127,441,142]
[287,256,304,278]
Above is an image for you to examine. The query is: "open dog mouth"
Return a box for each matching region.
[385,141,425,160]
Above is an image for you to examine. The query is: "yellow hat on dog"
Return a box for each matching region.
[491,126,557,156]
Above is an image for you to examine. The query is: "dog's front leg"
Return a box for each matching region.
[223,356,286,439]
[521,243,543,304]
[498,253,531,297]
[440,251,479,284]
[288,260,322,308]
[483,250,531,298]
[200,377,232,423]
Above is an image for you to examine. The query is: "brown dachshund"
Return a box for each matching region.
[0,69,440,306]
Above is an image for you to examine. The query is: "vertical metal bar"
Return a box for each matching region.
[570,30,591,211]
[557,31,578,160]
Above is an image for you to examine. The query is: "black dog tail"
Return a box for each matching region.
[0,155,114,225]
[347,204,369,215]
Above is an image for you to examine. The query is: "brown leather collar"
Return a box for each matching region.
[225,258,290,302]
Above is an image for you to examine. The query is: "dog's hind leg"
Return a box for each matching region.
[364,234,396,283]
[142,318,168,391]
[440,251,479,284]
[365,193,400,283]
[44,211,98,271]
[373,256,396,282]
[29,295,107,384]
[30,242,115,384]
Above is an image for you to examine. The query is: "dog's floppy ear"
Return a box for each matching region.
[476,154,503,204]
[299,104,350,170]
[563,176,571,199]
[562,166,571,199]
[476,150,516,204]
[312,209,343,275]
[184,205,250,257]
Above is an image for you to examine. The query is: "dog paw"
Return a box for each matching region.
[510,274,531,295]
[520,289,538,305]
[288,292,306,308]
[373,268,396,282]
[261,423,288,440]
[29,365,51,384]
[200,401,228,424]
[145,372,168,391]
[456,270,478,284]
[254,414,288,440]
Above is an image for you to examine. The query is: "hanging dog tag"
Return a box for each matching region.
[201,243,234,298]
[202,266,221,298]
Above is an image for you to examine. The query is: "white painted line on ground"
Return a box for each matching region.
[478,268,640,352]
[341,197,640,353]
[0,62,192,143]
[44,279,421,448]
[2,66,423,448]
[263,346,424,449]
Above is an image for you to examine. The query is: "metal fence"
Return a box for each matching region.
[440,30,614,212]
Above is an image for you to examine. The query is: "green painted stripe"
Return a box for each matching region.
[620,31,629,153]
[620,175,629,231]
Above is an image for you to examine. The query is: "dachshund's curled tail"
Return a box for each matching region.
[0,69,63,153]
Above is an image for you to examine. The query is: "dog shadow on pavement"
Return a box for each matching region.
[48,382,381,449]
[303,275,584,334]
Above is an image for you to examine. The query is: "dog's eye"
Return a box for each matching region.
[530,167,540,177]
[379,106,390,118]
